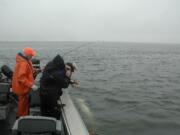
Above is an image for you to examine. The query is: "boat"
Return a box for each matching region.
[0,59,90,135]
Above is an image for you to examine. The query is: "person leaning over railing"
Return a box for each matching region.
[40,54,79,119]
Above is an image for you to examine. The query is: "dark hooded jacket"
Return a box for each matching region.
[40,55,70,96]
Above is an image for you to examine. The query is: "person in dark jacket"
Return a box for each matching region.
[40,54,79,119]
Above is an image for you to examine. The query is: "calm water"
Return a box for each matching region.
[1,41,180,135]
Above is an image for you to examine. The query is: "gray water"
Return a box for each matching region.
[1,41,180,135]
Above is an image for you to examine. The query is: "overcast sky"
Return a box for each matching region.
[0,0,180,43]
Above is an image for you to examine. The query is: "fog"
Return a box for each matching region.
[0,0,180,43]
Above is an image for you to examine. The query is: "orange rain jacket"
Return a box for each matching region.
[12,53,35,95]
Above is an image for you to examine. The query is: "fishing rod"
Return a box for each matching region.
[62,42,92,57]
[39,42,92,61]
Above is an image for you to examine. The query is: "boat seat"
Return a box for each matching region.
[0,83,10,105]
[0,83,10,119]
[29,89,41,107]
[12,116,61,135]
[29,89,41,115]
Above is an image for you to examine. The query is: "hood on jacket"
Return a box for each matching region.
[44,54,65,72]
[52,55,65,69]
[16,53,29,63]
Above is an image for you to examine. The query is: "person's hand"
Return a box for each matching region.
[71,80,80,87]
[31,84,38,91]
[73,80,80,85]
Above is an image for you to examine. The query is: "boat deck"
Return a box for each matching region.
[0,91,89,135]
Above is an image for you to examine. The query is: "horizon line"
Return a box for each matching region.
[0,40,180,45]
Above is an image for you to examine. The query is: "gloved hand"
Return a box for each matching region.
[71,80,80,88]
[31,84,38,91]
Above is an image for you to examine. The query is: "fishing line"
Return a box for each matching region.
[62,42,92,57]
[39,42,91,63]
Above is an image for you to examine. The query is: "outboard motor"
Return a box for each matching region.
[0,65,17,115]
[0,65,13,83]
[0,66,11,119]
[1,65,13,80]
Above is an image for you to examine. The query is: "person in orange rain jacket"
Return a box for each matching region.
[12,47,38,118]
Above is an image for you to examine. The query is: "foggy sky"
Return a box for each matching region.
[0,0,180,43]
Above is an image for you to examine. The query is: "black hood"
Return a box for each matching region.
[44,55,65,72]
[52,55,65,69]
